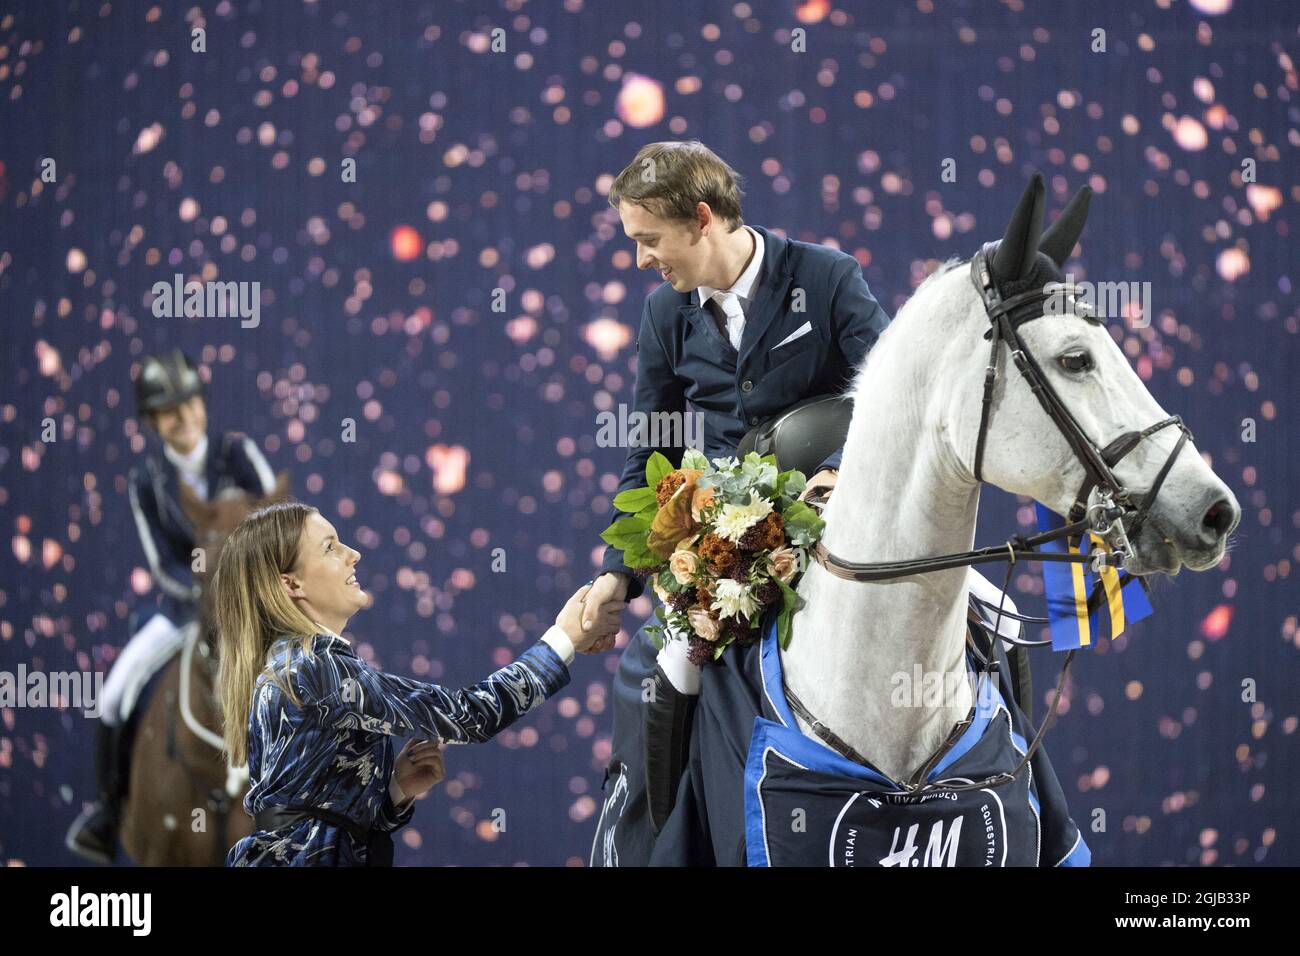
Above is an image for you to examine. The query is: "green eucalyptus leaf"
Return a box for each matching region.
[778,470,807,499]
[681,448,708,471]
[781,499,827,547]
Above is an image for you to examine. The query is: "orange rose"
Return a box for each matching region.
[688,607,721,641]
[766,546,799,585]
[690,483,716,522]
[668,549,699,585]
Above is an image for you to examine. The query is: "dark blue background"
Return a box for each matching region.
[0,0,1295,865]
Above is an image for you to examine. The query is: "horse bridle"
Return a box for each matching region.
[968,244,1192,553]
[794,243,1193,795]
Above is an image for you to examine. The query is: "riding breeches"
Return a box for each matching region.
[100,614,187,727]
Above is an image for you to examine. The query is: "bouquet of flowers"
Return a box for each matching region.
[601,449,826,665]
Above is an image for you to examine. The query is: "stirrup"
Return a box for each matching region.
[65,804,117,865]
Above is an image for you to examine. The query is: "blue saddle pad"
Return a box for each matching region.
[743,617,1089,867]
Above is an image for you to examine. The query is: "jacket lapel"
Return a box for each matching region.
[736,225,793,366]
[668,224,792,370]
[679,301,738,370]
[151,455,196,538]
[204,434,228,495]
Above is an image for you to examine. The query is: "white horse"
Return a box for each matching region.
[783,175,1241,786]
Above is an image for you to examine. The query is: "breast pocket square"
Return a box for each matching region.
[770,321,813,350]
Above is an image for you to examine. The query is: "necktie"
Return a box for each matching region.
[708,291,745,351]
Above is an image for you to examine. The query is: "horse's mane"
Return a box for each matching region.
[847,256,968,405]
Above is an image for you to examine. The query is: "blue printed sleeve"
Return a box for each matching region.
[300,640,570,743]
[374,788,417,833]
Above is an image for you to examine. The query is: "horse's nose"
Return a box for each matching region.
[1199,496,1239,545]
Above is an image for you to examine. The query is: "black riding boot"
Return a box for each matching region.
[65,720,125,863]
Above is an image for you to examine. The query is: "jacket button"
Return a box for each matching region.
[741,380,753,392]
[749,416,759,425]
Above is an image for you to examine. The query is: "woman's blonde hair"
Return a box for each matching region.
[213,499,327,766]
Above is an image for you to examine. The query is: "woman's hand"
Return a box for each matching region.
[559,581,624,653]
[393,738,445,803]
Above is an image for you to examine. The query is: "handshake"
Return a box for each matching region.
[554,572,630,655]
[549,469,838,657]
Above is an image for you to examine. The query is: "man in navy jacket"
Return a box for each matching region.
[583,141,891,865]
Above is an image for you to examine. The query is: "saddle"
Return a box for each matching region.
[737,393,853,478]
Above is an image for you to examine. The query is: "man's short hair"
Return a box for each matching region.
[608,140,746,231]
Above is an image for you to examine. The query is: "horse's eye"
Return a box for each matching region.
[1058,351,1092,373]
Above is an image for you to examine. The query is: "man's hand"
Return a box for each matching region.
[800,469,838,504]
[579,572,629,654]
[558,582,624,653]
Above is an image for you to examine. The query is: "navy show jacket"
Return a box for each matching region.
[599,224,892,598]
[127,431,277,623]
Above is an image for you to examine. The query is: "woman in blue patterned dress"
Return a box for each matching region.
[213,500,622,866]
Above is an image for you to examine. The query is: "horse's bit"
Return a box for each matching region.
[795,243,1193,795]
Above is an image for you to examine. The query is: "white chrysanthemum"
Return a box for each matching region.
[712,495,773,543]
[711,578,761,620]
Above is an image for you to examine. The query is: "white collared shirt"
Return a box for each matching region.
[696,224,764,351]
[163,432,210,500]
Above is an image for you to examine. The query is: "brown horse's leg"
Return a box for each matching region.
[118,659,174,865]
[119,657,205,865]
[184,635,253,865]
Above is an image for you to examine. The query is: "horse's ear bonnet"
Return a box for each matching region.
[1039,184,1091,268]
[984,173,1093,298]
[990,174,1047,283]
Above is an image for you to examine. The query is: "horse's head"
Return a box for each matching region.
[947,174,1239,576]
[179,471,292,588]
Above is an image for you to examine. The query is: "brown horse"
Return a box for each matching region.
[118,473,290,866]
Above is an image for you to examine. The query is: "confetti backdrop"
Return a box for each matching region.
[0,0,1295,866]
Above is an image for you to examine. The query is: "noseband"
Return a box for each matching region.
[796,244,1193,794]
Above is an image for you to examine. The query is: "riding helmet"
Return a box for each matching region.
[134,350,204,414]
